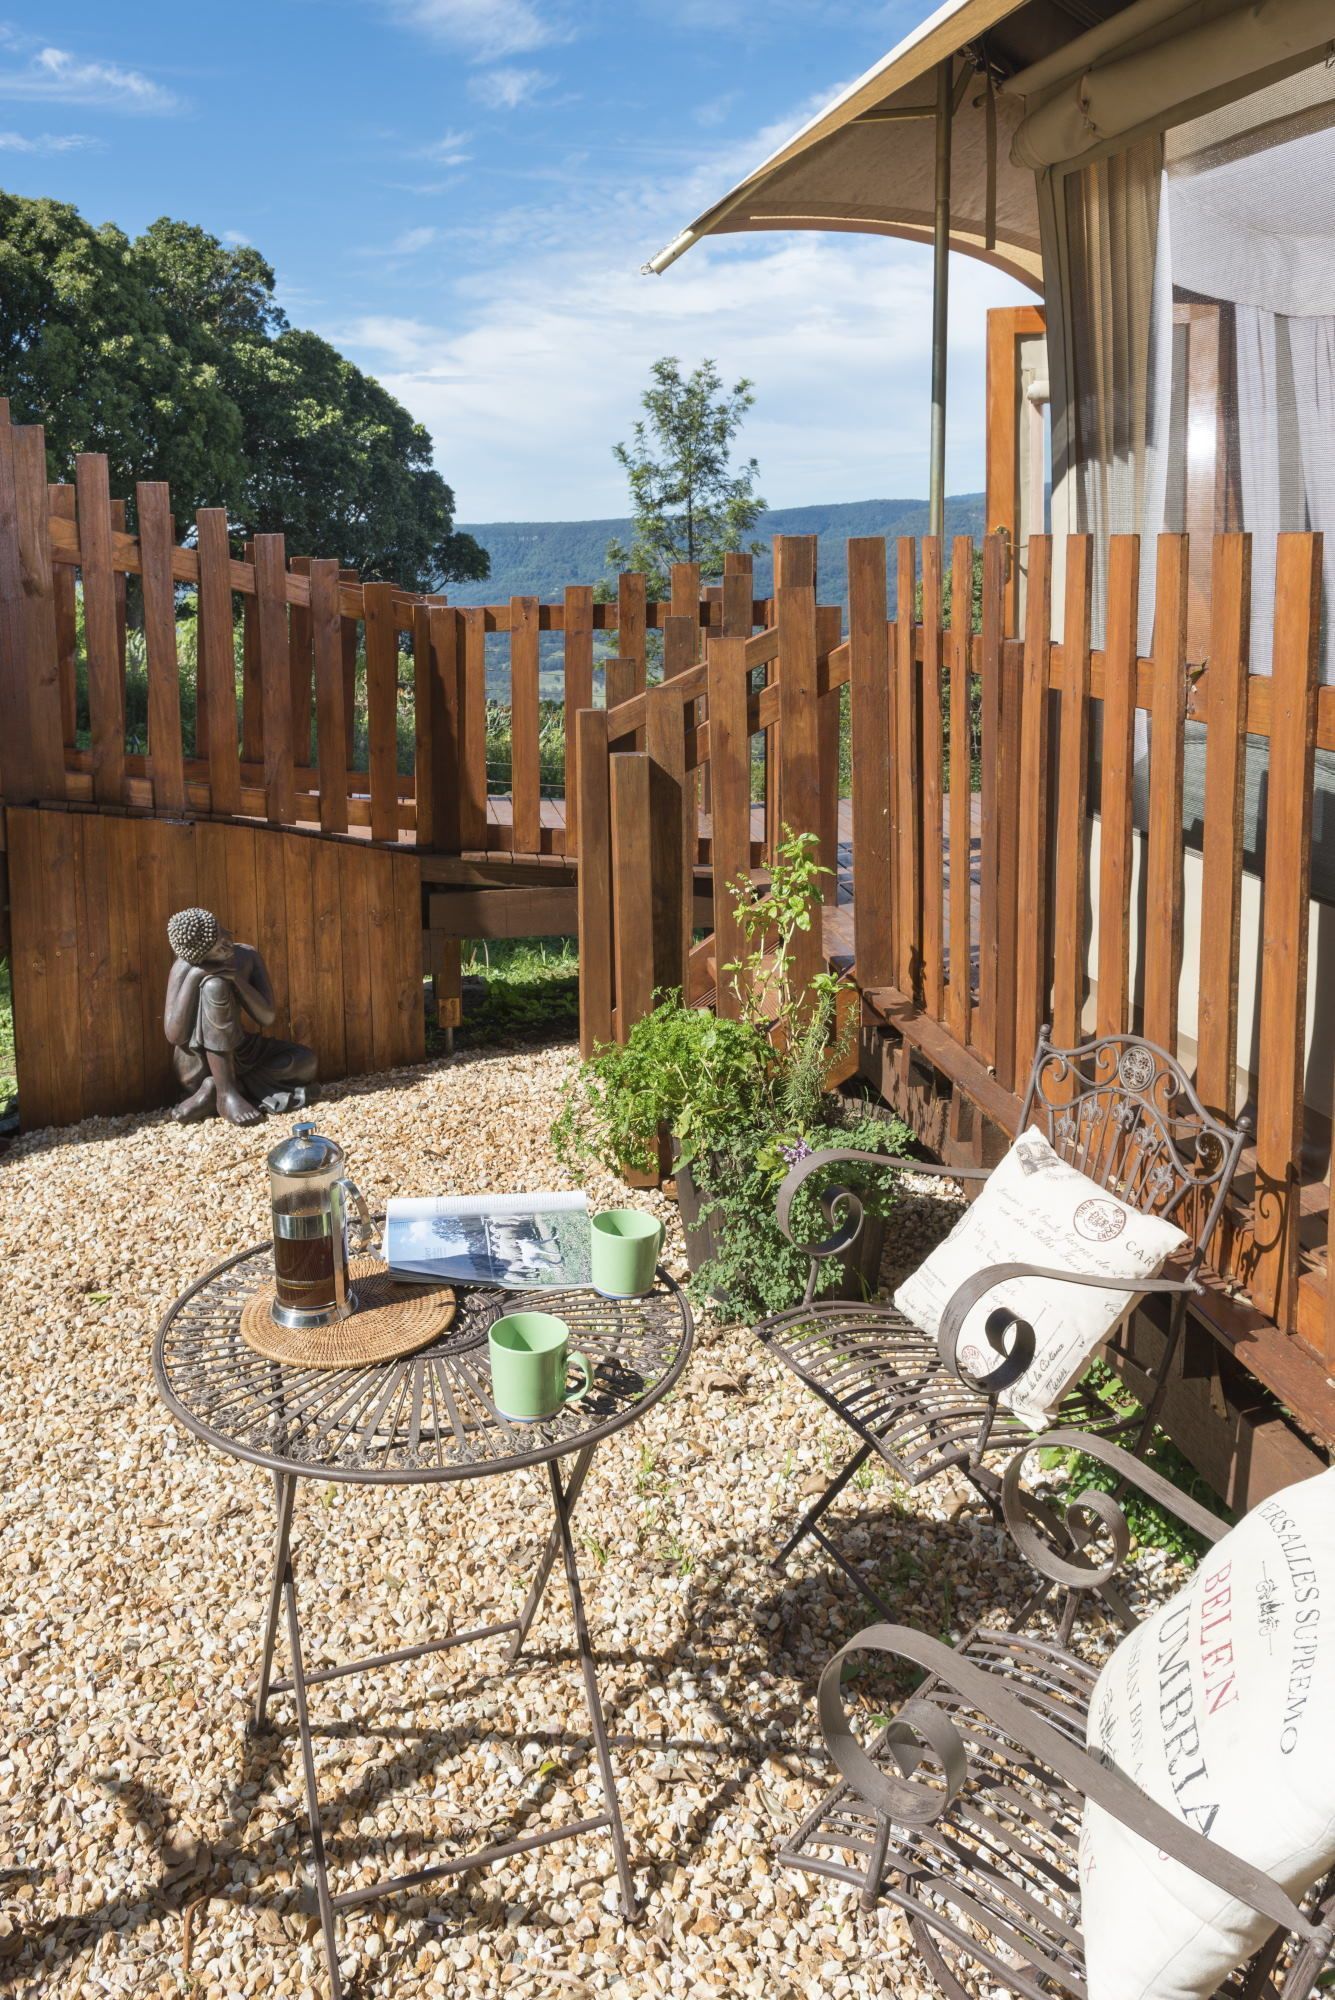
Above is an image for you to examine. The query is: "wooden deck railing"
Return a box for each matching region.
[579,522,1335,1402]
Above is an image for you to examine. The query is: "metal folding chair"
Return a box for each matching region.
[754,1029,1247,1614]
[780,1431,1335,2000]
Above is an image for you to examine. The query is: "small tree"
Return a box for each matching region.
[605,357,764,596]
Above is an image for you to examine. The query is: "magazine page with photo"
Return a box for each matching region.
[385,1192,591,1291]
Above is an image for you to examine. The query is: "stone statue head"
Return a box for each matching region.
[168,907,229,967]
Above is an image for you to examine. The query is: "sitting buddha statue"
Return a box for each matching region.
[164,906,317,1126]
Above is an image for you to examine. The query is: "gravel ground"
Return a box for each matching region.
[0,1041,1171,2000]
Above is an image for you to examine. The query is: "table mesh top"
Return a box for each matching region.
[154,1243,693,1484]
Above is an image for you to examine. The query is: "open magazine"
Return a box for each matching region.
[384,1191,591,1292]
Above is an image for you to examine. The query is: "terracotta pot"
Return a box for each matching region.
[673,1152,885,1308]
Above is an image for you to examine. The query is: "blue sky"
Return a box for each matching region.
[0,2,1029,519]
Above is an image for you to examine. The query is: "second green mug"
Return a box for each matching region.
[590,1208,664,1299]
[488,1311,592,1422]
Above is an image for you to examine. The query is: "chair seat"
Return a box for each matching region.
[781,1624,1283,2000]
[755,1300,1117,1490]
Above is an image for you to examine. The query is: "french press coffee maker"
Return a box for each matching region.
[267,1122,376,1330]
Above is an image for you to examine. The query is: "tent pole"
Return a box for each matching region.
[929,55,953,542]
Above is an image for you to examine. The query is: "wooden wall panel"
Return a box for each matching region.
[6,808,424,1129]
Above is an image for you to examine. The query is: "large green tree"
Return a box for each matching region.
[606,357,764,596]
[0,196,488,590]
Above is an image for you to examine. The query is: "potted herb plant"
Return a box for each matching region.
[552,830,912,1317]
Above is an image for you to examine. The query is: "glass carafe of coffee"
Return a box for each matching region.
[267,1123,375,1330]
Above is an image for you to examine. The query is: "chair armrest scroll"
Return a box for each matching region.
[936,1264,1201,1388]
[817,1623,1322,1943]
[999,1426,1230,1592]
[775,1148,985,1261]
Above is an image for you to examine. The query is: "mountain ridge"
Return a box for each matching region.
[452,493,988,617]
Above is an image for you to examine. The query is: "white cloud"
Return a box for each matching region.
[388,0,558,60]
[468,64,548,109]
[0,45,179,113]
[694,91,737,129]
[221,228,250,245]
[417,127,471,165]
[388,224,440,254]
[332,86,1033,519]
[0,127,100,151]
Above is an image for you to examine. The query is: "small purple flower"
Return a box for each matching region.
[780,1137,813,1167]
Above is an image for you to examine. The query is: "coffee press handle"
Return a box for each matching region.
[339,1177,378,1253]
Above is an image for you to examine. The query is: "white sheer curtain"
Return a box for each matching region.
[1234,305,1282,673]
[1290,315,1335,683]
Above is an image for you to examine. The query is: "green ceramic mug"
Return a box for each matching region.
[488,1311,592,1423]
[590,1208,664,1299]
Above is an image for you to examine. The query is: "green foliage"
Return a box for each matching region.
[434,938,579,1051]
[0,197,488,591]
[604,358,765,596]
[553,830,913,1316]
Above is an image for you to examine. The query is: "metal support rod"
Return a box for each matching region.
[929,55,954,543]
[508,1442,597,1663]
[548,1453,638,1917]
[772,1438,876,1569]
[284,1562,344,2000]
[253,1471,297,1729]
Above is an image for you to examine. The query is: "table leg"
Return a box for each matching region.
[252,1470,297,1731]
[284,1557,345,2000]
[546,1454,637,1918]
[508,1443,596,1665]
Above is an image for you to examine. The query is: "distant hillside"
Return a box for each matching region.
[453,494,987,619]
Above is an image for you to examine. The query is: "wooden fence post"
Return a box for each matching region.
[920,536,945,1018]
[254,533,295,827]
[288,554,314,770]
[363,580,399,842]
[1,425,66,808]
[196,508,241,814]
[311,558,349,835]
[774,572,824,1009]
[510,594,541,855]
[892,538,921,998]
[706,629,751,1017]
[1251,532,1321,1327]
[1196,533,1250,1122]
[75,452,124,807]
[1096,534,1141,1040]
[1143,535,1188,1052]
[459,606,488,851]
[847,536,893,993]
[646,680,690,991]
[563,585,593,853]
[947,535,974,1045]
[1051,533,1092,1050]
[1013,535,1052,1068]
[137,480,186,814]
[48,481,77,751]
[576,708,613,1054]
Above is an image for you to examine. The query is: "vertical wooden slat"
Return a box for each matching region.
[605,656,637,728]
[110,499,128,685]
[1195,533,1250,1121]
[817,602,842,904]
[1144,535,1189,1051]
[422,602,460,854]
[975,533,1007,1064]
[563,585,593,852]
[947,535,975,1044]
[618,571,647,696]
[366,845,399,1071]
[1096,534,1140,1039]
[460,607,488,850]
[137,481,185,813]
[363,580,400,844]
[196,509,241,815]
[1251,533,1321,1327]
[253,533,295,826]
[392,851,426,1065]
[611,753,654,1040]
[75,454,124,806]
[893,539,921,998]
[49,483,78,749]
[510,594,541,854]
[920,536,945,1018]
[241,541,263,766]
[283,831,317,1056]
[671,562,700,626]
[311,836,348,1078]
[339,571,360,767]
[287,556,313,769]
[9,429,66,803]
[1013,536,1052,1068]
[340,845,374,1074]
[774,578,825,1004]
[310,558,349,835]
[993,604,1024,1089]
[847,537,893,992]
[575,708,613,1055]
[663,614,696,682]
[1052,534,1092,1049]
[412,600,437,851]
[646,679,691,991]
[664,611,700,878]
[706,632,751,1017]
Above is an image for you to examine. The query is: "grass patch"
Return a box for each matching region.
[429,936,580,1052]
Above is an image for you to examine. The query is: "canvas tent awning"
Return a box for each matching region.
[644,0,1060,291]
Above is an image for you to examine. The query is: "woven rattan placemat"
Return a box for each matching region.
[238,1255,457,1368]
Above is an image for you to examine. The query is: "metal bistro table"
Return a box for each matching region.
[153,1244,694,1998]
